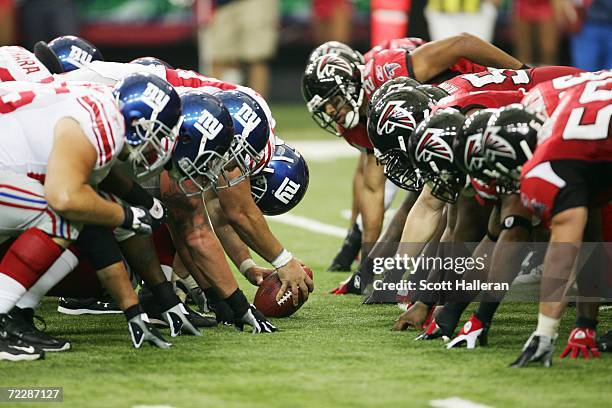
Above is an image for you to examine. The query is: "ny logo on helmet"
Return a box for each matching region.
[376,100,418,135]
[236,103,262,136]
[274,177,301,204]
[415,128,453,162]
[316,55,353,79]
[142,82,170,112]
[67,45,93,67]
[194,110,223,141]
[464,134,484,171]
[482,126,517,160]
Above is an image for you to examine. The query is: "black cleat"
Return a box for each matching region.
[327,223,362,272]
[597,329,612,352]
[57,296,121,315]
[6,308,70,352]
[0,314,44,361]
[509,333,554,368]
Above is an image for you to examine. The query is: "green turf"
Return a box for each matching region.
[2,107,611,408]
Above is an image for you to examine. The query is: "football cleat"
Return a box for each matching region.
[509,332,554,368]
[162,303,202,337]
[560,327,600,359]
[0,314,44,361]
[128,314,172,349]
[57,296,121,315]
[597,329,612,352]
[5,308,70,352]
[446,314,488,349]
[327,223,361,272]
[415,318,450,342]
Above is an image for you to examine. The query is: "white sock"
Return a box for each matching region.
[534,313,560,338]
[0,273,27,313]
[16,249,78,310]
[160,265,173,281]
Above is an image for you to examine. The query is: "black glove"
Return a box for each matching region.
[162,303,202,337]
[127,313,172,349]
[149,197,168,228]
[209,299,235,325]
[121,205,154,235]
[234,305,277,333]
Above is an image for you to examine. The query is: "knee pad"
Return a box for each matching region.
[76,225,123,270]
[0,228,62,288]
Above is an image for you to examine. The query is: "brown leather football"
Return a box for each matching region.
[253,266,313,318]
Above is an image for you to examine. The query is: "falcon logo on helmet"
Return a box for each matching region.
[384,62,401,79]
[316,55,353,80]
[482,126,517,160]
[464,134,485,171]
[416,128,453,162]
[376,100,418,135]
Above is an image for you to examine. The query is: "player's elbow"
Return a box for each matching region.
[45,187,76,216]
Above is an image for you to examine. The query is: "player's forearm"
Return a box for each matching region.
[453,33,523,69]
[360,184,384,243]
[46,183,124,226]
[400,185,445,244]
[206,195,252,268]
[225,208,283,263]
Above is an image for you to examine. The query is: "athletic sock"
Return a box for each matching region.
[435,302,470,336]
[149,281,181,311]
[16,249,78,309]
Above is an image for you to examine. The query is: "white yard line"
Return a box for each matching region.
[267,213,347,238]
[133,405,175,408]
[287,139,359,162]
[430,397,493,408]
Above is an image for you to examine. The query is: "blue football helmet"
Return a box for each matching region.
[215,90,271,187]
[130,56,174,69]
[35,35,104,73]
[172,91,235,196]
[112,73,182,181]
[250,143,309,216]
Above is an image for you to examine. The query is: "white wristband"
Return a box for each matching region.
[271,249,293,269]
[239,258,257,276]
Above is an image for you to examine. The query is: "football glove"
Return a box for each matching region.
[128,313,172,349]
[446,314,488,349]
[149,197,168,228]
[509,332,554,368]
[121,205,154,235]
[560,327,600,359]
[162,303,202,337]
[235,305,277,333]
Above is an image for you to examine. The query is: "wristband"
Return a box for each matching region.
[271,248,293,269]
[239,258,257,275]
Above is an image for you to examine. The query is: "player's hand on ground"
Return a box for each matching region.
[162,303,202,337]
[244,265,275,286]
[235,305,277,333]
[128,313,172,349]
[560,327,600,359]
[277,258,314,306]
[392,302,430,331]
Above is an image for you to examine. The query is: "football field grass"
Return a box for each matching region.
[2,105,611,408]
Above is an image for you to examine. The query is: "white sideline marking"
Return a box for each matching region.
[430,397,493,408]
[267,213,347,238]
[133,405,175,408]
[288,140,359,162]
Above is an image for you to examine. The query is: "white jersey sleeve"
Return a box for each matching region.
[58,61,166,86]
[0,46,53,83]
[0,82,125,185]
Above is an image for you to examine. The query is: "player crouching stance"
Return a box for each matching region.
[0,73,181,360]
[511,75,612,367]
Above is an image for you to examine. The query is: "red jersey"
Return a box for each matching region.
[338,121,372,151]
[439,66,583,96]
[362,48,487,99]
[363,37,427,62]
[525,77,612,165]
[522,69,612,118]
[433,90,524,114]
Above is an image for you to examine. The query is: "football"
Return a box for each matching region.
[253,266,313,318]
